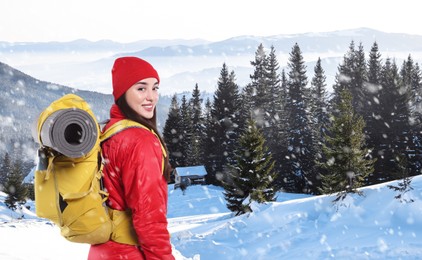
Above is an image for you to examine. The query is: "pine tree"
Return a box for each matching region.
[239,83,255,132]
[410,62,422,126]
[223,118,276,215]
[204,63,242,185]
[364,41,383,130]
[398,56,422,176]
[365,56,412,184]
[331,41,367,113]
[273,69,290,187]
[246,44,285,187]
[411,62,422,175]
[401,55,422,126]
[4,158,28,210]
[331,41,355,107]
[352,42,368,114]
[203,98,212,120]
[189,83,204,166]
[179,95,193,166]
[202,97,217,182]
[367,42,383,85]
[264,46,283,169]
[319,89,375,201]
[364,42,385,184]
[163,94,183,168]
[283,43,314,193]
[249,43,269,128]
[309,58,330,138]
[264,45,282,130]
[309,57,330,193]
[0,152,12,191]
[402,56,422,176]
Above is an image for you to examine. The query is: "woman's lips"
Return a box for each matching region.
[143,104,154,111]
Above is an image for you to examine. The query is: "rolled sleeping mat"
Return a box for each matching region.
[39,108,98,158]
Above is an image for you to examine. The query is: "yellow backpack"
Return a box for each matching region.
[34,93,165,245]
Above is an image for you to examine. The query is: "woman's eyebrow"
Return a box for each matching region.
[135,81,159,86]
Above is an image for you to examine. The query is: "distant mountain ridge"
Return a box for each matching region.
[4,27,422,56]
[0,38,210,53]
[3,27,421,95]
[129,27,422,57]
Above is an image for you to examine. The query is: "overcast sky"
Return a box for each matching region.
[1,0,421,43]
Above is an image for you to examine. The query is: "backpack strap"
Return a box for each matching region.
[100,119,146,141]
[100,119,167,159]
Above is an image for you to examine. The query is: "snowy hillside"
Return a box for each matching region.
[1,175,422,259]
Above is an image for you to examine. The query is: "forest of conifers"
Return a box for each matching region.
[162,40,421,198]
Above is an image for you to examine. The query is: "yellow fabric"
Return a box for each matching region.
[34,94,138,245]
[35,150,115,244]
[34,94,114,244]
[108,209,139,245]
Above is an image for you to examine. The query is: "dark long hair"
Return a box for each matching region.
[116,95,171,182]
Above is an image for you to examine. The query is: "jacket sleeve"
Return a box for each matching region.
[121,131,174,260]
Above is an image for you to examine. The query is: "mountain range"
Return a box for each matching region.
[3,27,422,95]
[3,27,422,56]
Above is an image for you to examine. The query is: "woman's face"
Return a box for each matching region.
[125,77,159,119]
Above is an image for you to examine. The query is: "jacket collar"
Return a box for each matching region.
[110,104,125,120]
[102,104,126,132]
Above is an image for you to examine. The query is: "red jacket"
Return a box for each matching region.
[88,105,174,260]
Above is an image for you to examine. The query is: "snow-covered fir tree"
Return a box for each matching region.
[163,94,183,168]
[400,55,422,176]
[204,63,242,185]
[188,84,205,166]
[4,157,27,210]
[177,95,193,166]
[319,89,376,201]
[308,57,330,194]
[223,118,276,215]
[0,152,12,192]
[282,43,315,194]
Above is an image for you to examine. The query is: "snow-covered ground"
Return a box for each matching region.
[1,176,422,259]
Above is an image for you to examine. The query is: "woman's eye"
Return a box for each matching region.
[137,87,145,91]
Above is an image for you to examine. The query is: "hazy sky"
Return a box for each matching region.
[1,0,421,42]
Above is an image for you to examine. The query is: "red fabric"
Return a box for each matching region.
[112,57,160,102]
[88,104,174,260]
[88,241,144,260]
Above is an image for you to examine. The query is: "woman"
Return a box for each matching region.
[88,57,174,259]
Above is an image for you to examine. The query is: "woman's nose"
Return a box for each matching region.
[145,89,154,101]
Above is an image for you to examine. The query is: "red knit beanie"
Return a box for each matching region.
[111,56,160,102]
